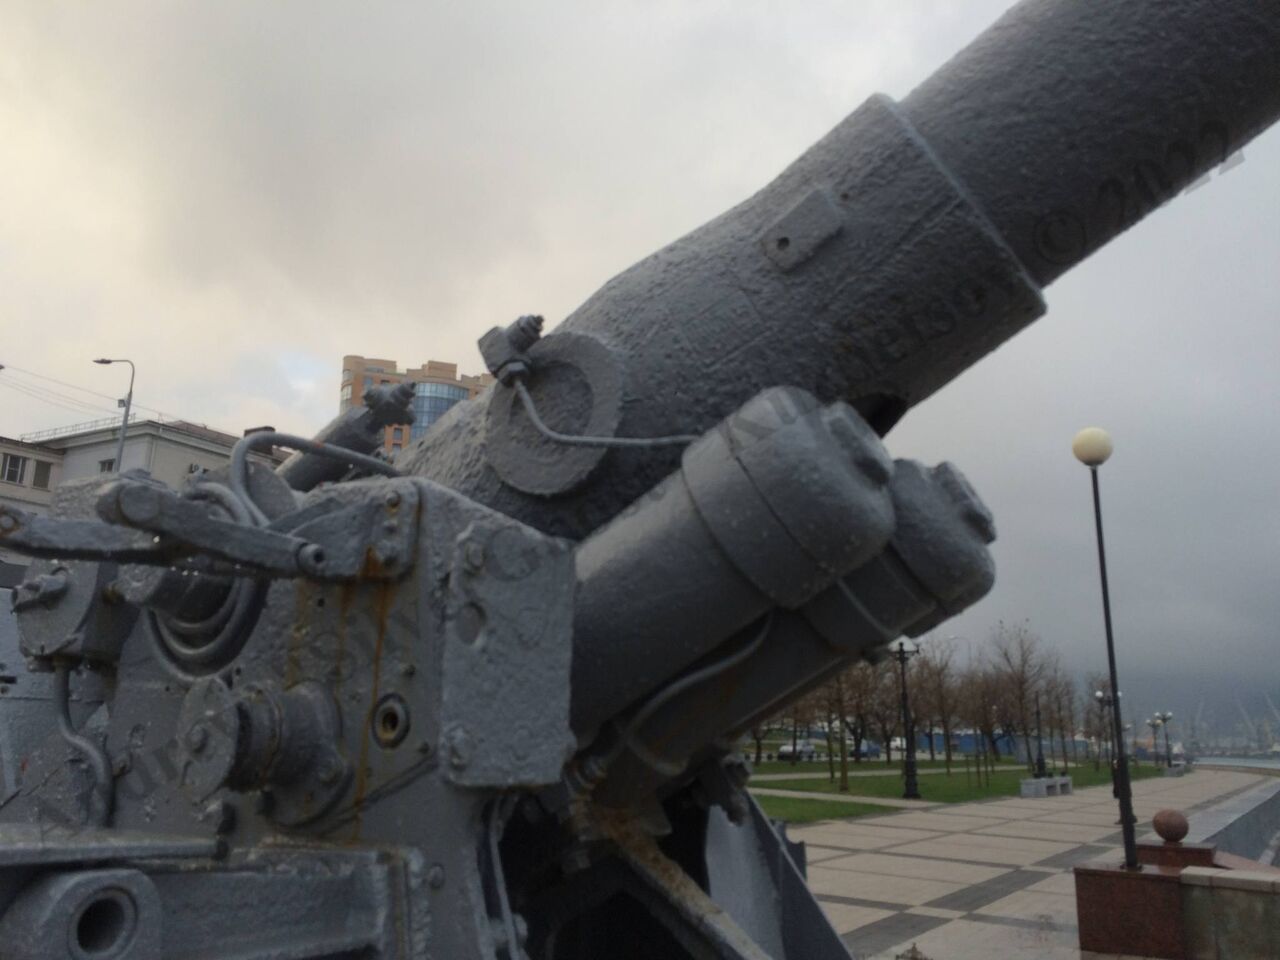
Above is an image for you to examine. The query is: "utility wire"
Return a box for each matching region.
[21,380,123,413]
[0,376,120,416]
[0,363,121,402]
[0,379,120,419]
[0,361,185,421]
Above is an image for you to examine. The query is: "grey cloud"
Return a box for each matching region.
[2,1,1277,725]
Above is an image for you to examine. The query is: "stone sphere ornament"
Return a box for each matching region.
[1153,808,1189,844]
[1072,427,1114,466]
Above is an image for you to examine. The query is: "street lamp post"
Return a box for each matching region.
[1155,711,1174,767]
[1147,717,1163,764]
[889,638,921,800]
[93,358,135,474]
[1095,690,1122,795]
[1095,694,1111,766]
[1074,427,1139,871]
[1034,693,1048,778]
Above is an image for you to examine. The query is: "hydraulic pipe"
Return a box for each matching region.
[569,388,897,745]
[584,457,996,806]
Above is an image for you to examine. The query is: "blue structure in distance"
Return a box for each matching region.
[410,381,470,441]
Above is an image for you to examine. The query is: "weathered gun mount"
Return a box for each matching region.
[1,1,1278,958]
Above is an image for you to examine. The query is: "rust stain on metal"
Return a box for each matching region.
[593,809,772,959]
[333,583,354,685]
[348,580,395,841]
[360,547,388,580]
[287,581,312,687]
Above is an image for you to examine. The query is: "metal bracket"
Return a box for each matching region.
[98,479,314,576]
[1,478,419,584]
[281,479,419,580]
[479,314,544,385]
[0,507,170,565]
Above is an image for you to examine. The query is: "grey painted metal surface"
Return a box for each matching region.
[0,2,1278,958]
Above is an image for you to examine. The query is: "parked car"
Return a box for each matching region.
[776,740,818,761]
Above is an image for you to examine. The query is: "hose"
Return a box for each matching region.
[53,662,113,828]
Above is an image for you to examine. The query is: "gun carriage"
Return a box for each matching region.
[1,1,1278,957]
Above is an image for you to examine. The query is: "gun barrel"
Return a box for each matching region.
[902,0,1280,289]
[403,0,1280,543]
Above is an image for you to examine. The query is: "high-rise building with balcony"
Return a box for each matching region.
[339,356,493,453]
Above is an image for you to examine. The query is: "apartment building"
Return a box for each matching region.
[0,435,62,514]
[340,355,493,453]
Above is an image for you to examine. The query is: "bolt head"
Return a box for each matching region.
[446,728,471,769]
[384,491,401,508]
[204,799,236,834]
[426,863,446,889]
[185,723,209,754]
[318,757,343,785]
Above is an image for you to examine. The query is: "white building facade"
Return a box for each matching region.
[1,418,282,582]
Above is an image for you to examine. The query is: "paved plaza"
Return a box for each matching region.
[782,768,1270,959]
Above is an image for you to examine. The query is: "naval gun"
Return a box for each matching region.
[0,1,1278,958]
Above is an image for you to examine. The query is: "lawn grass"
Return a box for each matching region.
[750,756,1021,776]
[753,794,888,824]
[754,761,1166,804]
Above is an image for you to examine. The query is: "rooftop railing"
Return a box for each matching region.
[20,414,138,443]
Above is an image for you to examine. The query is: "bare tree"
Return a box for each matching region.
[1041,656,1074,773]
[991,620,1047,773]
[808,684,840,782]
[807,662,891,791]
[749,726,766,766]
[1083,671,1111,770]
[870,662,900,766]
[842,662,879,766]
[957,660,1006,786]
[780,697,820,766]
[1052,662,1080,770]
[921,637,960,774]
[913,653,937,763]
[818,670,852,791]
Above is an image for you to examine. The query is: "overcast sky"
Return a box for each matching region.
[2,2,1278,726]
